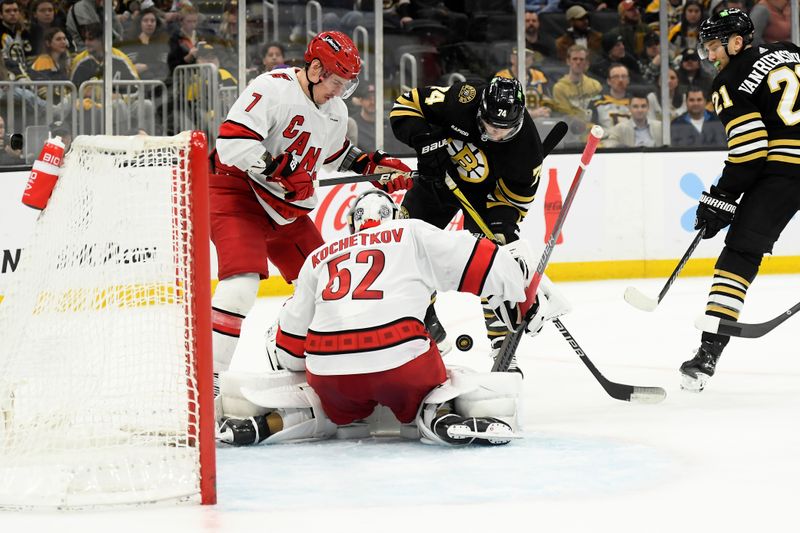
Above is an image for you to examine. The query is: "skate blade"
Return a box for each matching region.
[447,423,521,444]
[680,372,709,393]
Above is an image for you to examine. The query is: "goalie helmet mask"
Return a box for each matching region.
[477,77,525,143]
[697,8,754,59]
[347,189,401,234]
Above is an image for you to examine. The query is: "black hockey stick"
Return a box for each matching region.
[695,300,800,338]
[541,121,568,157]
[623,227,706,312]
[553,318,666,403]
[491,125,603,372]
[315,169,419,188]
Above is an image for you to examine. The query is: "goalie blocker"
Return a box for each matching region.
[216,366,522,446]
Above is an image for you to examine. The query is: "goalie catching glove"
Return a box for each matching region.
[350,150,414,193]
[264,152,314,201]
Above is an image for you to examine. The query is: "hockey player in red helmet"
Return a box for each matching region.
[209,30,413,418]
[304,30,361,101]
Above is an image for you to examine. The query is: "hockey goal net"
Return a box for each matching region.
[0,131,216,509]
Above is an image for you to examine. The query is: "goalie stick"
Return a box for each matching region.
[624,228,705,312]
[490,125,603,373]
[553,319,666,403]
[695,300,800,338]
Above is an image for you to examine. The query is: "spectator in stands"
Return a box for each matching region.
[604,92,663,148]
[121,7,169,81]
[71,24,154,134]
[0,0,33,80]
[644,0,683,26]
[524,10,552,61]
[646,67,687,123]
[28,0,58,56]
[29,27,71,107]
[407,0,469,38]
[347,82,376,151]
[638,31,662,85]
[555,6,602,62]
[66,0,124,50]
[751,0,792,46]
[676,47,713,99]
[382,0,413,31]
[195,42,236,88]
[495,47,552,119]
[667,0,703,52]
[609,0,649,58]
[591,63,632,130]
[166,4,203,75]
[591,32,641,84]
[552,44,602,125]
[260,42,287,73]
[670,87,725,147]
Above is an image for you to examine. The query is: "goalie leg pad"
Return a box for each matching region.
[219,369,306,418]
[239,381,337,443]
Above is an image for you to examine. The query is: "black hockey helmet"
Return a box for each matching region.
[697,8,754,58]
[477,77,525,143]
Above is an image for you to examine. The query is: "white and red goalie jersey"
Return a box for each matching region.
[275,219,528,375]
[214,67,352,224]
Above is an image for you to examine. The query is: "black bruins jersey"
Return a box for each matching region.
[711,41,800,195]
[390,82,543,227]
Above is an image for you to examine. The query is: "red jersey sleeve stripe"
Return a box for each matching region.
[276,326,306,357]
[324,139,350,164]
[218,120,264,141]
[458,238,498,295]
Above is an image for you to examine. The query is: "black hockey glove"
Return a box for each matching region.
[694,185,738,239]
[412,131,451,186]
[487,220,520,245]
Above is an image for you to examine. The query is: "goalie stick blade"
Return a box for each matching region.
[629,386,667,404]
[623,286,658,312]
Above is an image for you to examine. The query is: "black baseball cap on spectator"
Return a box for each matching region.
[602,33,624,53]
[197,43,216,58]
[681,48,701,62]
[644,32,660,47]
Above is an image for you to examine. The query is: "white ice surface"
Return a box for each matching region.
[2,274,799,532]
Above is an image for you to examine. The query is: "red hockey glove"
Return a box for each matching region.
[266,152,314,201]
[352,150,414,193]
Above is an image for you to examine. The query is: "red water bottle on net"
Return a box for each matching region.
[543,167,564,244]
[22,136,65,211]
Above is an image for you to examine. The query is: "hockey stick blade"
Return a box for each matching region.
[554,319,666,404]
[624,228,705,312]
[695,300,800,338]
[623,286,658,312]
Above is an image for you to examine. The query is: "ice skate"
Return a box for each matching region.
[431,414,516,445]
[680,340,724,392]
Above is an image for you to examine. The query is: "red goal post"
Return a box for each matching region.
[0,131,216,508]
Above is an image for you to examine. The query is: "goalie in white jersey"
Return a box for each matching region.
[217,191,569,446]
[209,31,413,399]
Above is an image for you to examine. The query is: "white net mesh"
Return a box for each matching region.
[0,132,209,509]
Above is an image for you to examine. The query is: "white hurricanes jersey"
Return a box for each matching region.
[215,67,352,224]
[275,219,528,375]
